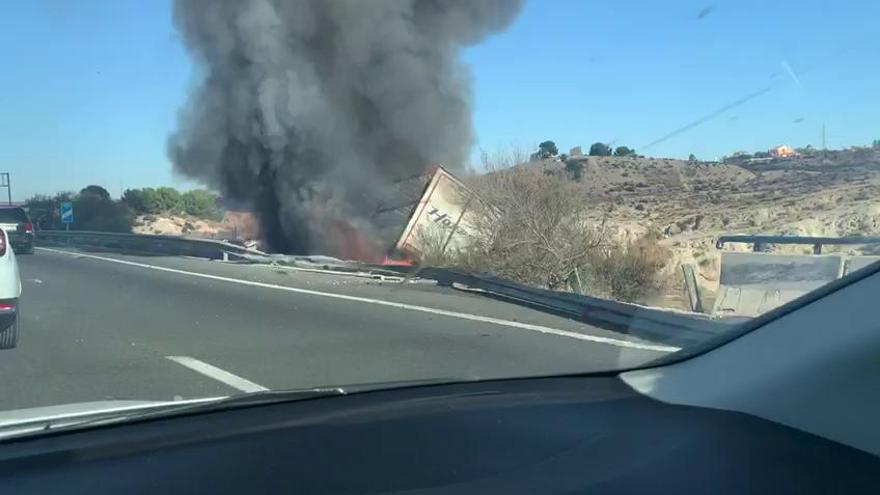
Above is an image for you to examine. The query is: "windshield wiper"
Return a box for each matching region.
[0,377,464,442]
[80,387,348,425]
[171,387,347,412]
[0,388,347,441]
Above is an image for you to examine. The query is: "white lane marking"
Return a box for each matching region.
[166,356,269,393]
[36,247,679,353]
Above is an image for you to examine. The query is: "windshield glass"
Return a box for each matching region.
[0,0,876,429]
[0,209,28,224]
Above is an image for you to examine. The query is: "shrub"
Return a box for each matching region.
[412,161,606,291]
[614,146,636,157]
[589,142,612,156]
[123,187,220,219]
[72,193,133,233]
[586,232,670,302]
[564,160,585,181]
[536,140,558,158]
[182,190,222,219]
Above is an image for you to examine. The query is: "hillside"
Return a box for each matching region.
[132,210,261,246]
[539,148,880,299]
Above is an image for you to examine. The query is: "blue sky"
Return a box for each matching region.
[1,0,877,200]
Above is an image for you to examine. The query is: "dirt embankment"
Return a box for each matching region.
[547,148,880,304]
[133,211,261,245]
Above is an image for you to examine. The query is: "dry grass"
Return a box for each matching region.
[414,151,671,302]
[585,231,671,302]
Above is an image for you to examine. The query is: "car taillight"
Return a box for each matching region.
[0,230,6,257]
[0,304,14,312]
[25,223,34,234]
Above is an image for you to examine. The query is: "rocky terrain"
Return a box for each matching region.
[544,147,880,303]
[133,210,261,245]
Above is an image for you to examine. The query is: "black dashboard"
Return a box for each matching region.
[0,376,876,494]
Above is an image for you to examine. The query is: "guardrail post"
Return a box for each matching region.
[681,264,705,313]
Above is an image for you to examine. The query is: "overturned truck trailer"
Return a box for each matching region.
[371,166,476,260]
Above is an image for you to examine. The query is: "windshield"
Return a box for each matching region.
[0,0,876,430]
[0,209,28,224]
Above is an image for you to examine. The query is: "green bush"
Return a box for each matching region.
[121,188,151,213]
[123,187,220,219]
[181,190,221,220]
[536,140,558,159]
[589,142,612,156]
[25,192,75,230]
[80,185,112,201]
[154,187,183,213]
[72,193,133,233]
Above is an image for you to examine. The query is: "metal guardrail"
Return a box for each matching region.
[717,235,880,254]
[35,230,267,261]
[418,268,737,348]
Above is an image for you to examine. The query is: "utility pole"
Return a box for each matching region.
[0,173,11,205]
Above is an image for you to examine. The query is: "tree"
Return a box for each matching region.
[688,154,697,162]
[589,142,612,156]
[80,185,112,201]
[873,140,880,149]
[182,190,222,219]
[72,193,133,232]
[536,140,558,159]
[154,187,184,213]
[122,187,185,214]
[122,188,151,214]
[613,146,636,157]
[25,192,75,230]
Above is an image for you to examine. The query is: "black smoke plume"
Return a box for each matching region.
[169,0,523,255]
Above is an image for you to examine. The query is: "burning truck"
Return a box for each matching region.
[167,0,522,263]
[372,167,477,264]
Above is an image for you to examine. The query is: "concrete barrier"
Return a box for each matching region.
[844,256,880,276]
[713,252,843,317]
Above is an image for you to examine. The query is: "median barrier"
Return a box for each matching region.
[844,256,880,276]
[34,230,267,261]
[418,268,734,348]
[713,252,843,317]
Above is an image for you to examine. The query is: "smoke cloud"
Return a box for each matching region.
[169,0,523,255]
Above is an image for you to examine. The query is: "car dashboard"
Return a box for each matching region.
[0,376,875,494]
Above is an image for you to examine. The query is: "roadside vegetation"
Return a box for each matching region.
[415,149,671,303]
[24,186,222,232]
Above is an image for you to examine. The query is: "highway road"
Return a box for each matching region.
[0,247,676,412]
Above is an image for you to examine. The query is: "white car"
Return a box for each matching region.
[0,227,21,349]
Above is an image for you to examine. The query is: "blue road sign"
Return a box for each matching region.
[61,202,74,225]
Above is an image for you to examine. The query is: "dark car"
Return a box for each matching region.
[0,207,34,255]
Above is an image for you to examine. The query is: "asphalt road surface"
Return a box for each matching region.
[0,247,676,412]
